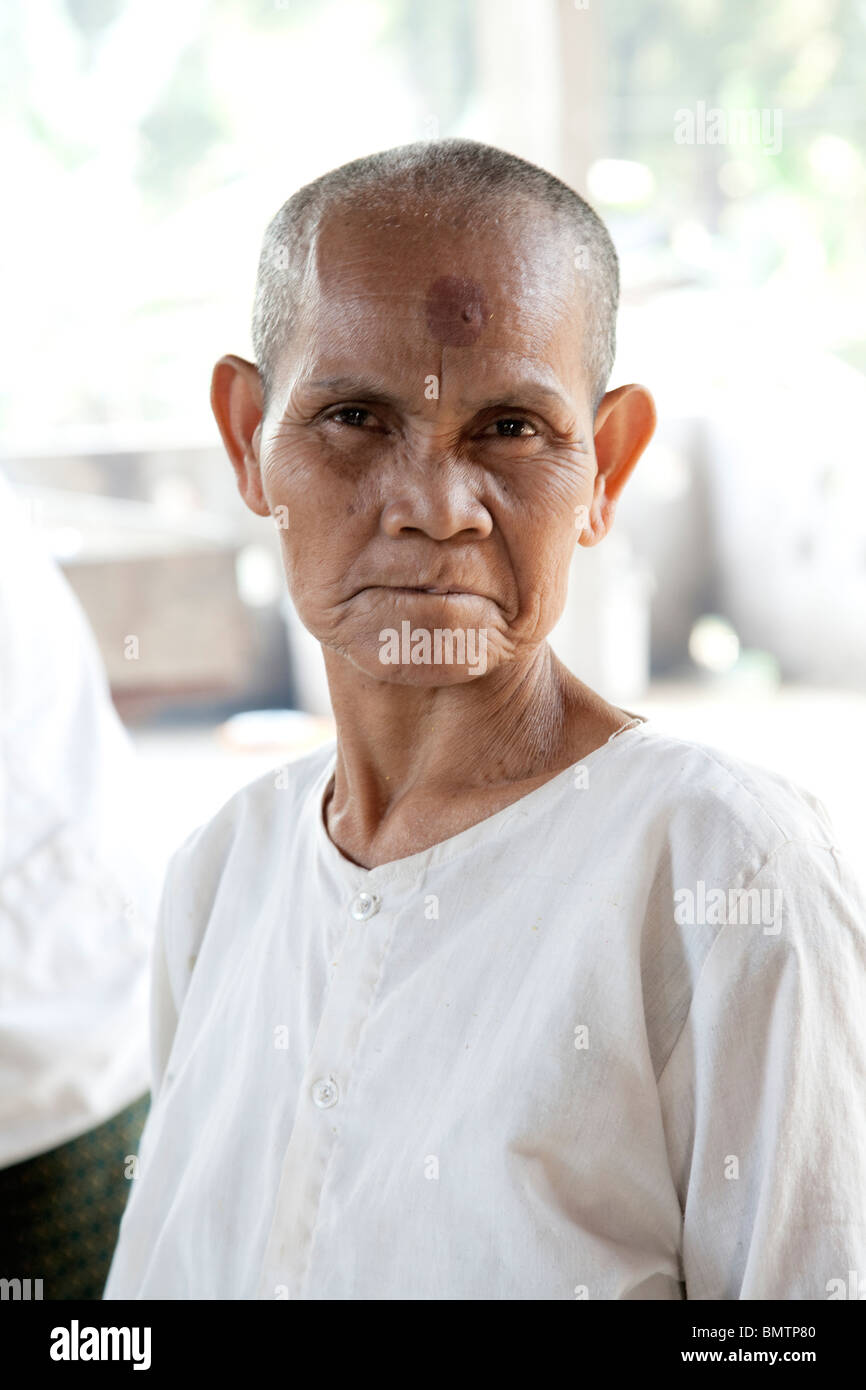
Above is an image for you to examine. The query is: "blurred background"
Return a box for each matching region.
[2,0,865,863]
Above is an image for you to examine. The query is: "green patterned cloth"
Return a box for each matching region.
[0,1093,151,1300]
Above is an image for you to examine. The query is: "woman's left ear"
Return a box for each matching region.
[584,383,656,544]
[210,354,270,517]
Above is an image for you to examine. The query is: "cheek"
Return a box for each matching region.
[261,440,346,512]
[501,447,594,516]
[257,465,333,605]
[502,457,587,575]
[510,529,575,626]
[261,441,375,564]
[493,479,584,640]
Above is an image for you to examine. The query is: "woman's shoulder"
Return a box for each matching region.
[609,722,839,863]
[613,726,862,1083]
[169,738,337,879]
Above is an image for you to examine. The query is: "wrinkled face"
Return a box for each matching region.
[257,198,597,685]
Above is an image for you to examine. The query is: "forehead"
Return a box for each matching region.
[297,195,583,370]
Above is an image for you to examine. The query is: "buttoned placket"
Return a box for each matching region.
[255,726,651,1299]
[256,765,424,1300]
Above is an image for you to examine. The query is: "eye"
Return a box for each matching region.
[327,406,380,428]
[482,417,538,439]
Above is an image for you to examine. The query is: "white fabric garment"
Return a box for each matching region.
[104,721,866,1300]
[0,473,159,1166]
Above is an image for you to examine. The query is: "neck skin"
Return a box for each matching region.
[321,641,631,868]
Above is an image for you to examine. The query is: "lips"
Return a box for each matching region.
[361,584,483,598]
[406,586,467,595]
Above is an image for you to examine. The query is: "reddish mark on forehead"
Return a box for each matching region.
[425,275,489,346]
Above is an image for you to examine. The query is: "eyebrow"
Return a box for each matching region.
[305,376,401,404]
[303,375,575,415]
[470,383,574,415]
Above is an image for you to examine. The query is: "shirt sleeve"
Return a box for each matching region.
[148,856,181,1106]
[657,837,866,1299]
[146,817,229,1105]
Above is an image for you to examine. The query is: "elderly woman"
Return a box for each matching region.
[105,140,866,1301]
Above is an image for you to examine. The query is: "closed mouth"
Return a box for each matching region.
[361,585,483,598]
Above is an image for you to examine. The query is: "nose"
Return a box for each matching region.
[380,451,493,542]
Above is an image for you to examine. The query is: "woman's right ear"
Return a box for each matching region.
[210,354,270,517]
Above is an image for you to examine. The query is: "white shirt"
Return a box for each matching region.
[104,721,866,1300]
[0,473,158,1166]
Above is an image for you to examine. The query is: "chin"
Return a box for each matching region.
[315,620,501,684]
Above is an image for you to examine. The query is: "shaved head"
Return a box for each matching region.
[251,139,619,419]
[214,139,656,709]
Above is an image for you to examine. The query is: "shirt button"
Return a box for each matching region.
[311,1076,339,1108]
[350,890,380,921]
